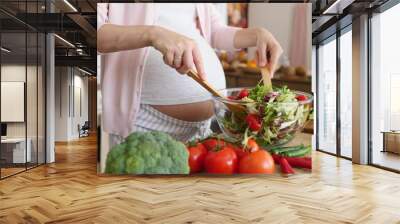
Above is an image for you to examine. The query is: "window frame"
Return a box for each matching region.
[315,23,353,161]
[0,1,48,180]
[315,0,400,173]
[367,0,400,173]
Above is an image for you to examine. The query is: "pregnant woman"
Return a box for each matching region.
[97,3,282,144]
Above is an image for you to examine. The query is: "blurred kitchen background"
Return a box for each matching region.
[213,3,313,134]
[214,3,312,93]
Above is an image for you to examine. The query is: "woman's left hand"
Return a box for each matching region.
[254,28,283,75]
[234,27,283,76]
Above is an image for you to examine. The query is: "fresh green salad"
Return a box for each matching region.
[222,84,312,147]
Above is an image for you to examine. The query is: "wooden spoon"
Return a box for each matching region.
[187,70,246,115]
[260,67,273,93]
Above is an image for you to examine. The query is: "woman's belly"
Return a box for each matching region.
[140,21,226,106]
[151,100,214,122]
[140,46,226,105]
[140,10,225,120]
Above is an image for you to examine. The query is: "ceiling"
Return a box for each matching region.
[1,32,45,64]
[311,0,392,43]
[0,0,396,74]
[0,0,97,74]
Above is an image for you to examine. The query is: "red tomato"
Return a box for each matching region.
[204,146,238,174]
[234,147,249,160]
[227,143,248,160]
[245,114,262,132]
[296,94,308,101]
[202,138,226,151]
[234,139,259,159]
[239,150,275,174]
[188,143,208,173]
[237,89,249,99]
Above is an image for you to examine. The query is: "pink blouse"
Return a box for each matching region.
[98,3,241,137]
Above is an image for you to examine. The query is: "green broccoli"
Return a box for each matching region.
[105,131,190,175]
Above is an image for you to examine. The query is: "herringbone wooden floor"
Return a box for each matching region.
[1,134,400,224]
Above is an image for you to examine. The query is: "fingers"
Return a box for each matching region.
[176,49,194,74]
[173,51,183,68]
[162,48,184,69]
[253,28,283,77]
[267,44,283,76]
[163,50,174,67]
[257,42,282,77]
[257,43,267,67]
[161,38,205,79]
[192,46,206,80]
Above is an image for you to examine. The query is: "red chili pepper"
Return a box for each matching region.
[245,114,262,132]
[284,157,312,169]
[272,154,281,164]
[280,157,295,175]
[237,89,249,99]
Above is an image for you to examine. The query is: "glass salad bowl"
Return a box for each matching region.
[212,87,313,148]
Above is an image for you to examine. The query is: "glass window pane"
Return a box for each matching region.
[25,0,39,169]
[340,29,352,158]
[38,32,45,165]
[0,0,46,179]
[371,3,400,171]
[318,37,337,154]
[1,29,28,177]
[27,31,38,169]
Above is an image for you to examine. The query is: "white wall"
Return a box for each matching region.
[1,65,41,138]
[72,73,89,138]
[1,65,27,140]
[1,66,26,136]
[248,3,312,71]
[54,67,89,141]
[213,3,228,25]
[249,4,294,60]
[1,64,46,163]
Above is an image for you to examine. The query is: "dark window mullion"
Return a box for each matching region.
[336,26,341,157]
[316,44,320,151]
[25,0,28,171]
[367,10,373,165]
[36,0,39,167]
[44,31,47,164]
[43,0,48,165]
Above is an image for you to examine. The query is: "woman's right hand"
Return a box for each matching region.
[149,26,206,79]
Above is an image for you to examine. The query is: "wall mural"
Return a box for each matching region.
[98,3,312,176]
